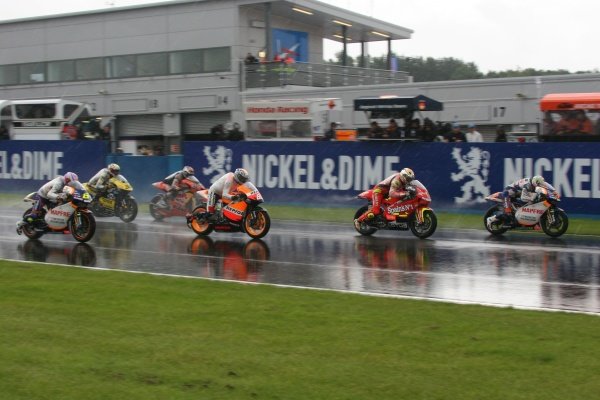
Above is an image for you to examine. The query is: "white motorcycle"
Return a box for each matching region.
[17,185,96,243]
[484,187,569,237]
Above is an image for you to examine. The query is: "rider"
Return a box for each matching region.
[16,172,82,232]
[354,167,416,229]
[87,163,121,197]
[487,175,555,229]
[201,168,250,220]
[156,165,199,208]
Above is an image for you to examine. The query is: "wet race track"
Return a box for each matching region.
[1,207,600,315]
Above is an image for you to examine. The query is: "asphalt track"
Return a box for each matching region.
[1,208,599,315]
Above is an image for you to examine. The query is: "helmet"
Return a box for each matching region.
[398,168,415,184]
[182,166,195,178]
[63,172,79,184]
[531,175,545,187]
[108,163,120,176]
[233,168,249,184]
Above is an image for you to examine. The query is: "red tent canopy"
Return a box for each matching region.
[540,93,600,111]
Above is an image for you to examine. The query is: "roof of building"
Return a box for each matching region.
[0,0,413,43]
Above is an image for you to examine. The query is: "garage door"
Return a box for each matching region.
[116,114,164,137]
[182,111,231,135]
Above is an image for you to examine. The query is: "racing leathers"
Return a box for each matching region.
[206,172,245,215]
[28,176,84,217]
[503,177,556,214]
[162,170,200,200]
[87,168,113,195]
[356,173,416,223]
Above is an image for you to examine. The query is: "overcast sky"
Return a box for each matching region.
[1,0,597,73]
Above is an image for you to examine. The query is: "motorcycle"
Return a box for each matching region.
[187,181,271,239]
[149,177,206,221]
[84,175,138,223]
[17,185,96,243]
[484,188,569,237]
[354,180,437,239]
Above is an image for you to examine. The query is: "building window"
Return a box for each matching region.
[170,49,204,74]
[75,58,104,80]
[203,47,230,72]
[107,55,136,78]
[0,65,19,85]
[19,63,45,84]
[48,60,75,82]
[137,52,168,76]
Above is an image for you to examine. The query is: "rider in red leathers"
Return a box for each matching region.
[354,168,416,229]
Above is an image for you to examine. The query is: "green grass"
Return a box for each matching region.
[1,260,600,400]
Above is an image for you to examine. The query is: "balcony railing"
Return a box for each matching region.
[242,61,410,90]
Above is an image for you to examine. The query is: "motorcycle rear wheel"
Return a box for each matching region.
[69,212,96,243]
[483,206,508,235]
[409,210,437,239]
[149,194,165,221]
[541,209,569,237]
[243,208,270,239]
[353,206,377,236]
[118,197,138,223]
[21,207,44,240]
[190,206,214,236]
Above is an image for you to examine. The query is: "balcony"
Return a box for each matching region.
[242,61,411,90]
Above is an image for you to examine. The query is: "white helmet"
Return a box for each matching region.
[398,168,415,184]
[531,175,545,187]
[233,168,249,184]
[182,166,195,178]
[108,163,120,176]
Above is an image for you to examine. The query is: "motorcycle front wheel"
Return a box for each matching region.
[189,206,214,236]
[69,211,96,243]
[483,206,508,235]
[149,194,165,221]
[243,207,271,239]
[409,209,437,239]
[541,208,569,237]
[353,206,377,236]
[21,207,44,240]
[117,197,138,223]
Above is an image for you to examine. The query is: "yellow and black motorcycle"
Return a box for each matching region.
[84,175,138,223]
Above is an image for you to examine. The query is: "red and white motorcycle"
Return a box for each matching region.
[484,187,568,237]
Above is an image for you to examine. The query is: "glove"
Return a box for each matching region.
[57,193,67,202]
[405,186,416,199]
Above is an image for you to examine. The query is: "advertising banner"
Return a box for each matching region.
[0,141,107,193]
[185,141,600,215]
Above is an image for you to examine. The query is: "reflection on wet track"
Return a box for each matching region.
[1,210,600,314]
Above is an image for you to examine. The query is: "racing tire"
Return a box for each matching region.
[409,209,437,239]
[189,206,214,236]
[117,197,138,223]
[353,206,377,236]
[483,206,508,235]
[243,208,270,239]
[541,208,569,238]
[149,194,166,221]
[21,208,44,240]
[69,211,96,243]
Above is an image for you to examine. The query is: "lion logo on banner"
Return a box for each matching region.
[450,147,491,204]
[202,145,233,183]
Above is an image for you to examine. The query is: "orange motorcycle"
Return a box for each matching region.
[354,180,437,239]
[187,181,270,239]
[149,177,205,221]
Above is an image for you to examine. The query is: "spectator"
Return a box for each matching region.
[447,123,466,142]
[465,123,483,142]
[405,118,421,139]
[323,122,337,141]
[0,125,9,140]
[542,113,558,136]
[385,119,400,138]
[62,123,78,140]
[210,124,225,140]
[367,121,385,139]
[495,125,508,142]
[574,110,593,133]
[420,118,436,142]
[227,123,245,141]
[100,124,111,141]
[244,52,258,64]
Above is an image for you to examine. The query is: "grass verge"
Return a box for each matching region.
[1,260,600,400]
